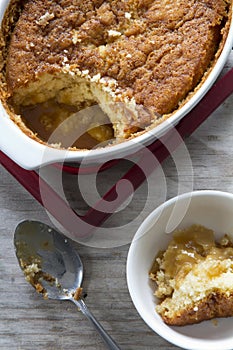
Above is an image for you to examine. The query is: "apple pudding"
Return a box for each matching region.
[150,225,233,326]
[0,0,232,149]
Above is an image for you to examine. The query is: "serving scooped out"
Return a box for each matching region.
[150,225,233,326]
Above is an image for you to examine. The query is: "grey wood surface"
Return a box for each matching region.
[1,52,233,350]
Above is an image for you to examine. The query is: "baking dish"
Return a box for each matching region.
[1,0,233,170]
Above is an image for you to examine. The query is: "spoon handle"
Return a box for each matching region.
[72,298,121,350]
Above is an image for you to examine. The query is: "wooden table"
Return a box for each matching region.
[1,52,233,350]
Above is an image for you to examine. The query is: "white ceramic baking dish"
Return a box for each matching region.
[1,0,233,170]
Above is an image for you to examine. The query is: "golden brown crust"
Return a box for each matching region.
[162,291,233,326]
[5,0,232,118]
[0,1,26,102]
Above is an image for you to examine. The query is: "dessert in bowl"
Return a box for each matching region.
[127,191,233,350]
[0,0,233,169]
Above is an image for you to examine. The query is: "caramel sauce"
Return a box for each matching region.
[18,99,114,149]
[151,225,233,285]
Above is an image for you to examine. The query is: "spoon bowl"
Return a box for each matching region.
[14,220,120,350]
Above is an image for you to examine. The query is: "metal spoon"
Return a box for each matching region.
[14,220,121,350]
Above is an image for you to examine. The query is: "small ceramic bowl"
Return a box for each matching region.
[127,190,233,350]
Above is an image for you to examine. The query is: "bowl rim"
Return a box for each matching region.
[126,190,233,350]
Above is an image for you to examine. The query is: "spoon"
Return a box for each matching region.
[14,220,121,350]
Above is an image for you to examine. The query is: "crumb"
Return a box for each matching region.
[73,287,83,301]
[36,12,55,27]
[107,29,121,37]
[211,319,218,327]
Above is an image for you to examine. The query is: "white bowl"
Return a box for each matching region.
[127,190,233,350]
[1,1,233,169]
